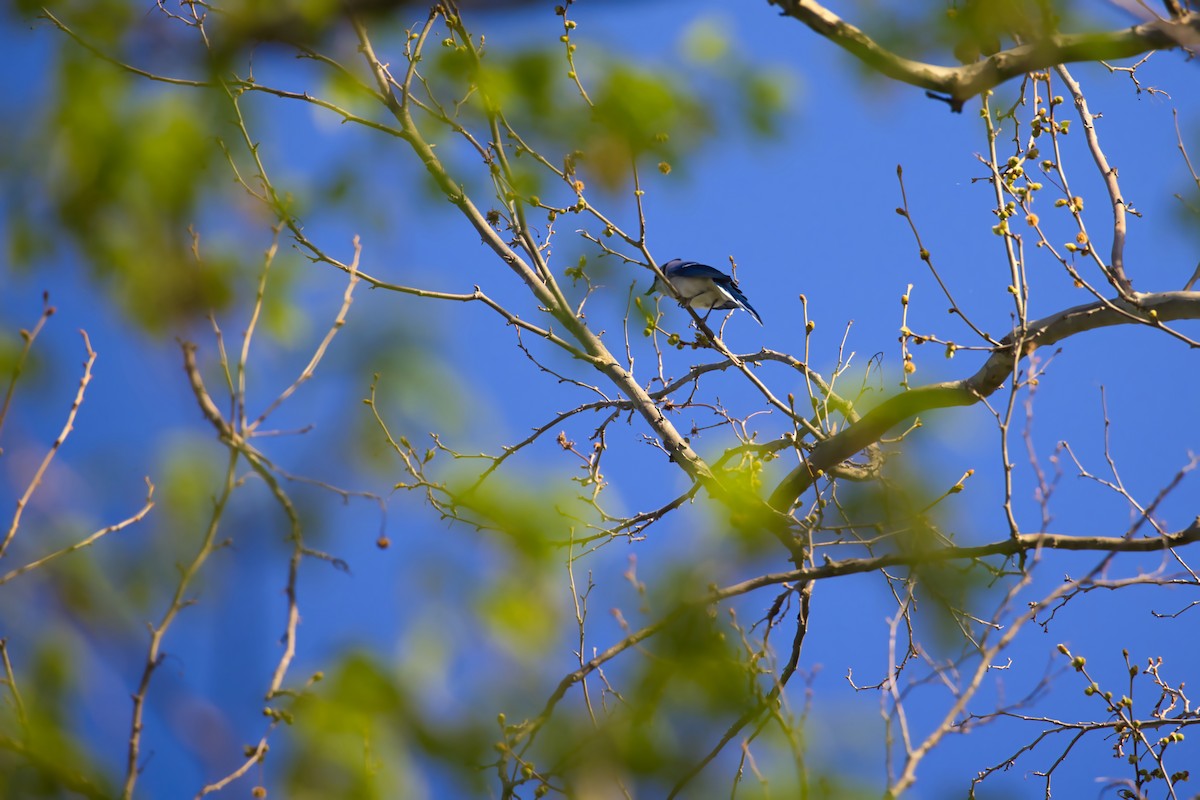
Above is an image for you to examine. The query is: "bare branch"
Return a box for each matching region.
[0,479,154,587]
[39,9,211,88]
[1,330,97,560]
[123,454,236,800]
[720,517,1200,598]
[1055,65,1134,295]
[0,295,54,440]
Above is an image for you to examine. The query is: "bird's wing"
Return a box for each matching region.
[665,261,730,281]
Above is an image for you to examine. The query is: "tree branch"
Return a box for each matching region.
[767,1,1200,109]
[718,517,1200,597]
[769,291,1200,510]
[521,517,1200,760]
[351,10,804,554]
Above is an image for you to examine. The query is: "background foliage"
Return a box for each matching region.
[2,1,1200,798]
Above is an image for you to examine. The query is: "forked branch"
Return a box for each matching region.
[770,291,1200,509]
[768,0,1199,109]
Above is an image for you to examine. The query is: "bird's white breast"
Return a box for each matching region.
[669,276,735,310]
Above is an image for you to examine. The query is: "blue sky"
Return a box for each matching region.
[3,1,1200,797]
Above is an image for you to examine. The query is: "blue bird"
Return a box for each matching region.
[648,259,763,325]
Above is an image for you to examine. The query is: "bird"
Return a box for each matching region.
[647,259,763,325]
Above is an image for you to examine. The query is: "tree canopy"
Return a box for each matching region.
[2,1,1200,798]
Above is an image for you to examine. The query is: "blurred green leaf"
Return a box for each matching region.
[421,25,795,193]
[476,572,560,658]
[681,18,731,64]
[284,651,493,800]
[741,70,794,137]
[35,45,235,330]
[0,635,115,800]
